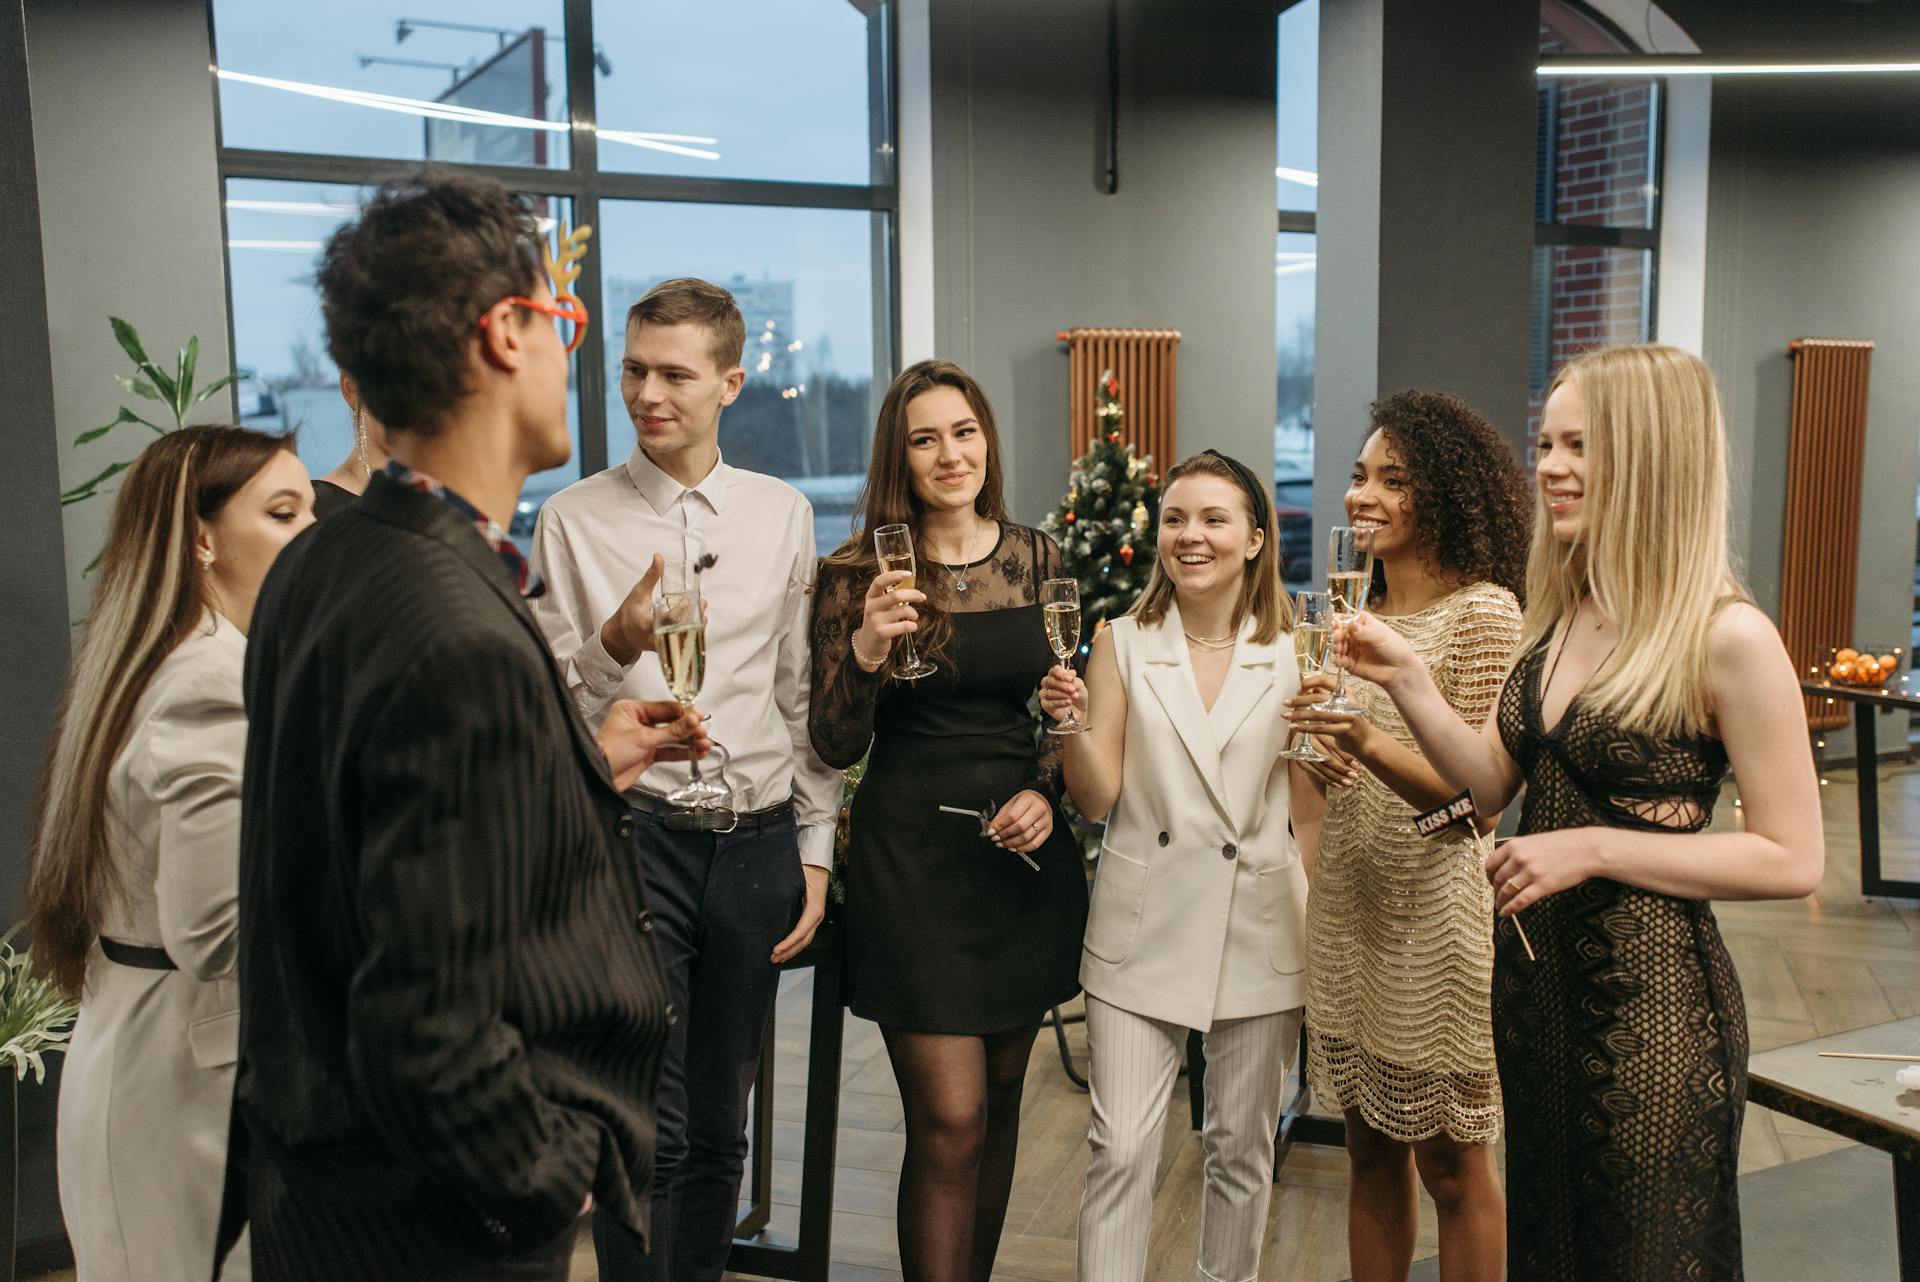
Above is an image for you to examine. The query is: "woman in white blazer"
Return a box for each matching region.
[27,426,313,1282]
[1040,449,1321,1282]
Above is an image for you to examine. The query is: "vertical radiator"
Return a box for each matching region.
[1059,328,1181,467]
[1781,338,1875,730]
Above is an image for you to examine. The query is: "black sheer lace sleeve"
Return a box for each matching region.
[1021,529,1067,803]
[808,559,886,769]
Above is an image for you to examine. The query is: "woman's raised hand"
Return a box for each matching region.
[852,569,925,667]
[1038,664,1087,725]
[1334,612,1425,691]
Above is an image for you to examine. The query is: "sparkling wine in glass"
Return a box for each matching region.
[873,523,937,681]
[655,561,728,806]
[1040,577,1090,735]
[1322,526,1376,714]
[1282,590,1333,762]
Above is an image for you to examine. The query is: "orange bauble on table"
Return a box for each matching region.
[1826,645,1906,689]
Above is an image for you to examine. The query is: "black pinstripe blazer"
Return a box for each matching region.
[223,474,671,1280]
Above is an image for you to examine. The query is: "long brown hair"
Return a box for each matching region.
[823,360,1010,675]
[28,425,296,999]
[1129,450,1292,644]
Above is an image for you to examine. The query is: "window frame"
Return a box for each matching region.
[205,0,901,481]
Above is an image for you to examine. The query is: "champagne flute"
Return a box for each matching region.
[873,523,938,681]
[1323,526,1376,714]
[1040,577,1090,735]
[654,561,728,806]
[1281,590,1333,762]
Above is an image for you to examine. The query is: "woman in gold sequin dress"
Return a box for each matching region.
[1285,392,1529,1282]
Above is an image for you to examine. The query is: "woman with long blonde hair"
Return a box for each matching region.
[808,360,1087,1282]
[1338,345,1823,1280]
[1040,450,1317,1282]
[29,425,313,1281]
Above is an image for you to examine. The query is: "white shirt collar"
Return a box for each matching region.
[624,445,730,517]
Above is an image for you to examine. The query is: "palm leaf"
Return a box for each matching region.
[114,376,162,403]
[60,459,131,504]
[191,373,238,406]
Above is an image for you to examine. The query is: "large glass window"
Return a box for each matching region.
[1275,0,1318,593]
[212,1,571,167]
[210,0,898,545]
[592,1,879,185]
[597,201,884,554]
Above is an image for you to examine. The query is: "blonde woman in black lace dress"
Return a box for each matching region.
[1337,345,1823,1281]
[809,360,1087,1282]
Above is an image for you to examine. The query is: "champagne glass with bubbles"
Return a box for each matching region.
[873,524,937,681]
[1282,589,1333,761]
[655,560,728,806]
[1322,526,1376,714]
[1041,577,1089,734]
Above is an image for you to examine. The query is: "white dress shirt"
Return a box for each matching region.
[529,447,840,869]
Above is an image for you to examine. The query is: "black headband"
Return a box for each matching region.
[1197,449,1273,533]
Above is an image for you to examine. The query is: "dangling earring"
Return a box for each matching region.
[352,402,372,482]
[200,552,214,573]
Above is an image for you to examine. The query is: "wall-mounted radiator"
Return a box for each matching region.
[1059,328,1181,468]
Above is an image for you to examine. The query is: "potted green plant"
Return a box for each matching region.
[0,926,78,1282]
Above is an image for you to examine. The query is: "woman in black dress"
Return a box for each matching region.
[1337,345,1824,1280]
[311,371,390,520]
[810,360,1087,1282]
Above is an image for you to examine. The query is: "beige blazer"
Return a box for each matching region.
[58,614,250,1282]
[1079,606,1308,1031]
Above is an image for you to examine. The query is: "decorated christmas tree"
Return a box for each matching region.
[1041,372,1162,628]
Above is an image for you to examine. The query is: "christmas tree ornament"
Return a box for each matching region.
[1119,545,1134,566]
[1130,500,1149,534]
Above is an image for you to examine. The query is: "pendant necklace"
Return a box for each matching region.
[934,520,991,594]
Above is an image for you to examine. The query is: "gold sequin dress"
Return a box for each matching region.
[1305,581,1523,1144]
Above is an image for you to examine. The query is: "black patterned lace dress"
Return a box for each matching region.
[808,523,1088,1034]
[1495,636,1746,1282]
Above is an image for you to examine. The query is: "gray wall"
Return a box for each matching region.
[28,0,235,620]
[929,0,1280,522]
[1703,78,1920,760]
[1313,0,1536,535]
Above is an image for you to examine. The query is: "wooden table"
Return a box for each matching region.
[1749,1017,1920,1277]
[1801,681,1920,898]
[727,926,844,1282]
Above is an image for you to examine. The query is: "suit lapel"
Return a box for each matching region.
[362,478,621,799]
[1140,603,1232,823]
[1209,624,1281,754]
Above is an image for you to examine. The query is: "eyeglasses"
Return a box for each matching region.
[478,295,590,356]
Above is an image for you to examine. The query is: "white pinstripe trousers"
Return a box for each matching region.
[1076,995,1303,1282]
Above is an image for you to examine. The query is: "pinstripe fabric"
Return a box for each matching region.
[1077,996,1301,1282]
[225,475,672,1281]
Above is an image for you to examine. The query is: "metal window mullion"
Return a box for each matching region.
[563,0,607,478]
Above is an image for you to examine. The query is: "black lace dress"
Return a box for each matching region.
[809,523,1088,1034]
[1495,636,1746,1282]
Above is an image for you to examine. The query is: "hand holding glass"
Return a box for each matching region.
[873,524,937,680]
[1040,577,1089,734]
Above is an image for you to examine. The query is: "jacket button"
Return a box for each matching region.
[483,1215,512,1243]
[636,911,654,933]
[1157,831,1169,847]
[665,1002,680,1026]
[616,815,635,839]
[1221,842,1237,859]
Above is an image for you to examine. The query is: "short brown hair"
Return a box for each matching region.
[317,172,543,438]
[625,277,746,373]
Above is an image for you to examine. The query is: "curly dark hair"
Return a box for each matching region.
[317,171,543,437]
[1366,390,1530,602]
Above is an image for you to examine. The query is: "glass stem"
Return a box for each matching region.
[683,698,704,783]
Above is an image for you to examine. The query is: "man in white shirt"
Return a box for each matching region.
[529,277,840,1282]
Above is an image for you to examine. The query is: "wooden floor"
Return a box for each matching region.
[32,754,1920,1282]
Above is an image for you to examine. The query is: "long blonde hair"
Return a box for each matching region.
[1130,450,1292,644]
[1521,344,1748,738]
[28,426,294,998]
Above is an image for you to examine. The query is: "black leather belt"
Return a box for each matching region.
[101,937,177,970]
[628,792,794,834]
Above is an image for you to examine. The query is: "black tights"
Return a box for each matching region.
[880,1021,1040,1282]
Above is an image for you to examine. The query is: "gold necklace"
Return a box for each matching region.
[1183,631,1237,650]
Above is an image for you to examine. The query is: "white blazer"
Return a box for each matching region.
[1079,606,1308,1031]
[58,613,251,1282]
